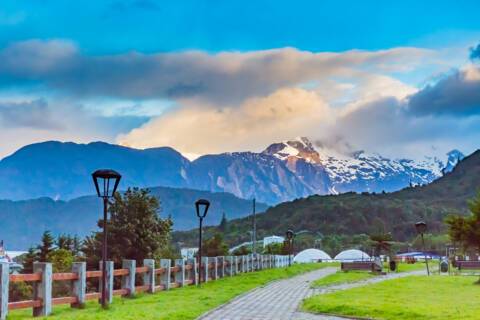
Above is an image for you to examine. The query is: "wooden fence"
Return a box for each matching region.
[0,254,291,319]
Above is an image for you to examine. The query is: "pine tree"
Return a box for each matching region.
[37,231,55,262]
[56,234,73,251]
[22,247,38,273]
[219,212,228,232]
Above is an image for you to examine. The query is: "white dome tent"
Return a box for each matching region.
[334,249,371,262]
[294,248,332,263]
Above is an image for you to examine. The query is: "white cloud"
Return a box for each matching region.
[118,87,333,154]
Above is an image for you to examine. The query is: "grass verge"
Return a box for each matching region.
[9,263,333,320]
[303,275,480,320]
[311,271,375,287]
[312,262,426,288]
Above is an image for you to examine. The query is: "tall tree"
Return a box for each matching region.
[37,231,55,262]
[86,188,173,265]
[446,191,480,254]
[201,233,229,257]
[56,234,73,251]
[219,212,228,232]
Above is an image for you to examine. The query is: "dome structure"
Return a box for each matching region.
[334,249,370,262]
[293,248,332,263]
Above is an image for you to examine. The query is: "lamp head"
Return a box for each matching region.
[415,221,427,234]
[92,169,122,198]
[195,199,210,219]
[286,229,295,240]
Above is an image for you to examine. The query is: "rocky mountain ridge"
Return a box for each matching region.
[0,139,464,204]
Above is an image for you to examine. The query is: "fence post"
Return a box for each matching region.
[143,259,155,293]
[33,262,52,317]
[71,262,86,308]
[242,255,247,272]
[187,258,198,285]
[201,257,209,283]
[174,259,185,287]
[122,259,136,297]
[233,256,238,275]
[98,261,114,304]
[160,259,171,290]
[226,256,233,276]
[0,263,9,320]
[209,257,218,280]
[217,257,224,278]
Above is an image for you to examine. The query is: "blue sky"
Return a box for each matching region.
[2,0,480,53]
[1,0,480,160]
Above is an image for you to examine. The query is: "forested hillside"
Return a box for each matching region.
[174,150,480,249]
[1,186,267,249]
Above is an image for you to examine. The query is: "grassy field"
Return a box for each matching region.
[394,262,429,273]
[312,271,376,287]
[312,262,427,288]
[9,263,334,320]
[303,275,480,320]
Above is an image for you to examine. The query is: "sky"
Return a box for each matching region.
[1,0,480,161]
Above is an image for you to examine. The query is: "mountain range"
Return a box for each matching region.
[173,148,480,249]
[0,139,464,204]
[0,186,267,249]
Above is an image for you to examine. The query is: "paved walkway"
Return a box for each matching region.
[198,267,426,320]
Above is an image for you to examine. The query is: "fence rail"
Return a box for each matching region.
[0,254,291,319]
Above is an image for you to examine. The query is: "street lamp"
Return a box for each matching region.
[195,199,210,285]
[286,229,295,266]
[415,221,430,276]
[92,169,121,307]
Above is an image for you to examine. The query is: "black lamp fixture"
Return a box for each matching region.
[195,199,210,285]
[415,221,430,276]
[195,199,210,219]
[92,169,121,307]
[286,229,295,266]
[415,221,427,234]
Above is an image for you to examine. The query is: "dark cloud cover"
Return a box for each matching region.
[407,68,480,116]
[0,40,430,104]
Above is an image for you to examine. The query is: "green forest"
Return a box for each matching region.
[173,150,480,255]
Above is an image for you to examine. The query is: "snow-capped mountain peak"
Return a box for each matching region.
[262,137,320,164]
[263,137,464,195]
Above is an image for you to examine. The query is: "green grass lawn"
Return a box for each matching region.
[303,275,480,320]
[312,262,427,288]
[9,263,334,320]
[312,271,376,287]
[394,262,429,273]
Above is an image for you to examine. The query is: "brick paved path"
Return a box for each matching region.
[198,267,340,320]
[198,267,427,320]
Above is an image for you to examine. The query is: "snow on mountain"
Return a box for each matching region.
[262,137,464,195]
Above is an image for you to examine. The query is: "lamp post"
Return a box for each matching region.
[286,229,295,266]
[415,221,430,276]
[195,199,210,285]
[92,169,121,308]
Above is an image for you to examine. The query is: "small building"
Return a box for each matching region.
[180,247,198,259]
[263,235,284,248]
[0,241,24,273]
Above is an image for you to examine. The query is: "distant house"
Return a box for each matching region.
[0,240,24,274]
[263,235,284,248]
[180,247,198,259]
